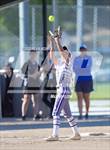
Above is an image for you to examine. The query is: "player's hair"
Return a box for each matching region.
[63,46,71,57]
[63,46,68,51]
[79,46,88,51]
[5,63,13,72]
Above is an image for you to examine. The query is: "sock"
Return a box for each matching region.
[52,125,59,137]
[73,126,80,135]
[52,116,60,137]
[67,116,80,135]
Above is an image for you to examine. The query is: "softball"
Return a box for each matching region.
[48,15,55,22]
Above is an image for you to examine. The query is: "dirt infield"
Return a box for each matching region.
[0,126,110,150]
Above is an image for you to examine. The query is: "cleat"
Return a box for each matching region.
[69,133,81,140]
[46,135,59,141]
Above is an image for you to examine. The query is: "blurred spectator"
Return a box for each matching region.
[73,45,93,119]
[21,50,41,121]
[41,60,56,118]
[1,63,14,117]
[47,64,56,118]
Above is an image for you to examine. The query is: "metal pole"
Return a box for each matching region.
[52,0,57,31]
[76,0,83,51]
[42,0,47,59]
[0,77,2,119]
[93,7,98,51]
[19,0,29,67]
[32,7,36,47]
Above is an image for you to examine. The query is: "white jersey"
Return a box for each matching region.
[55,60,72,87]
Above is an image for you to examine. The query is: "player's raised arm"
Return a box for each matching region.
[54,37,70,63]
[48,35,58,65]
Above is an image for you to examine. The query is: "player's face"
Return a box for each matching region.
[4,66,12,75]
[29,52,37,60]
[80,49,87,55]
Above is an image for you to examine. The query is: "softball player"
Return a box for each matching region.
[46,35,81,141]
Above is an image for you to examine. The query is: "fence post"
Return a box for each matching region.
[19,0,29,67]
[0,76,2,119]
[52,0,57,31]
[93,7,98,51]
[32,6,36,47]
[76,0,83,51]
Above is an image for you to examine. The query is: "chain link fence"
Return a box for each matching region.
[0,3,110,99]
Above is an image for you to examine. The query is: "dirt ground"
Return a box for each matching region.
[0,126,110,150]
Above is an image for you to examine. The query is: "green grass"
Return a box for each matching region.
[70,83,110,100]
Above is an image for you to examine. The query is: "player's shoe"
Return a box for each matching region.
[46,135,59,141]
[22,116,26,121]
[78,115,83,120]
[33,114,42,121]
[85,113,89,119]
[69,133,81,140]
